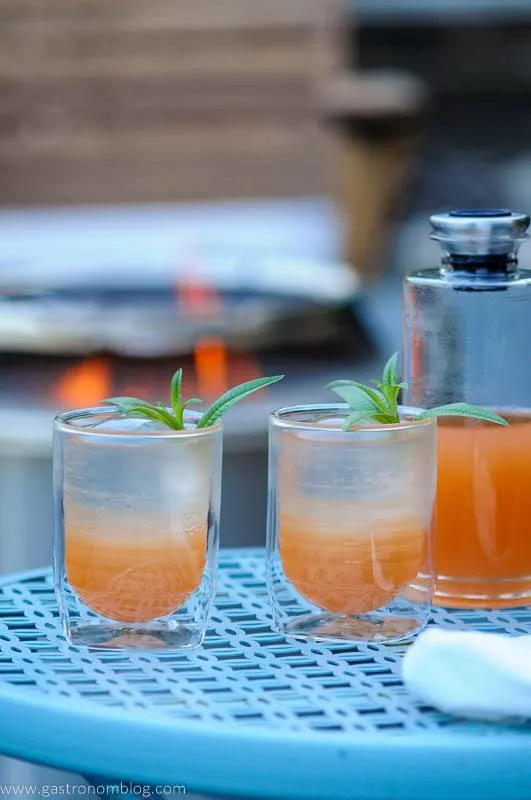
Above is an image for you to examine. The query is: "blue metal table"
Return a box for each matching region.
[0,548,530,800]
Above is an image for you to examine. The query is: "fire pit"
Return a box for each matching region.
[0,201,375,575]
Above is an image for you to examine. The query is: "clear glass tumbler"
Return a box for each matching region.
[53,407,222,650]
[266,405,437,644]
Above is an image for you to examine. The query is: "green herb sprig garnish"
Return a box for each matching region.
[326,353,508,432]
[103,369,284,431]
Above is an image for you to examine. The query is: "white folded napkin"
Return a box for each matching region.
[402,628,531,720]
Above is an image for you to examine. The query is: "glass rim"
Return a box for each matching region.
[269,403,436,433]
[54,406,222,439]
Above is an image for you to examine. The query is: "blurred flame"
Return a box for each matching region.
[194,336,229,400]
[56,357,111,407]
[178,267,221,317]
[174,265,265,400]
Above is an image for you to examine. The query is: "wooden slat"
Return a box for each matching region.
[0,31,314,80]
[0,139,330,205]
[0,0,338,205]
[0,78,314,133]
[0,0,321,30]
[0,124,322,158]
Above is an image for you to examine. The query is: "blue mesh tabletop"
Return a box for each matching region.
[0,548,530,800]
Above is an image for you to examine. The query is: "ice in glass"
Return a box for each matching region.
[54,410,221,649]
[267,406,436,644]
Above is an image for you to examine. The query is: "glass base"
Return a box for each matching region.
[282,610,427,645]
[68,620,204,650]
[431,574,531,609]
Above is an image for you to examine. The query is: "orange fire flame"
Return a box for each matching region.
[56,357,111,408]
[176,267,263,400]
[194,336,229,400]
[178,268,221,318]
[55,270,266,411]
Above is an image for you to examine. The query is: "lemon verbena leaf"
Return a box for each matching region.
[102,398,182,430]
[343,383,389,415]
[197,375,284,429]
[371,412,398,423]
[170,369,183,418]
[115,404,181,429]
[380,383,401,416]
[416,403,509,426]
[154,403,184,430]
[342,410,397,430]
[326,380,389,416]
[382,352,399,386]
[102,397,147,408]
[342,412,375,431]
[326,383,381,418]
[326,381,376,405]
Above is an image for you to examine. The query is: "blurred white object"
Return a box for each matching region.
[0,200,342,290]
[402,627,531,720]
[0,201,359,356]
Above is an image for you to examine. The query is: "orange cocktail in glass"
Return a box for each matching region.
[65,508,207,623]
[435,413,531,607]
[280,510,425,617]
[54,408,222,649]
[267,405,437,644]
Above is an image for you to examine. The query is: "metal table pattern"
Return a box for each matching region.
[0,548,530,800]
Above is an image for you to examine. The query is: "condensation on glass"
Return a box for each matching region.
[53,408,222,649]
[266,404,436,644]
[403,209,531,608]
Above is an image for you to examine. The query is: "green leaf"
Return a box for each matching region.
[326,380,375,405]
[325,353,509,431]
[416,403,509,426]
[329,392,382,422]
[101,370,283,431]
[102,397,182,430]
[346,383,390,415]
[326,382,381,418]
[197,375,284,429]
[102,397,147,408]
[342,409,398,430]
[342,412,374,431]
[118,404,181,429]
[171,369,183,418]
[139,407,180,428]
[154,403,183,430]
[371,412,397,424]
[382,352,399,386]
[380,383,400,414]
[326,380,389,416]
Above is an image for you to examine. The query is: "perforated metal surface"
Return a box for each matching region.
[0,549,531,800]
[0,547,528,734]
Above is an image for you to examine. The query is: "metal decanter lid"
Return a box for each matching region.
[430,209,530,257]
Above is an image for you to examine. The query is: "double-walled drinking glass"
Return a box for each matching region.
[54,408,222,650]
[266,405,437,644]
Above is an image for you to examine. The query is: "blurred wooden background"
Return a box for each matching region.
[0,0,341,205]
